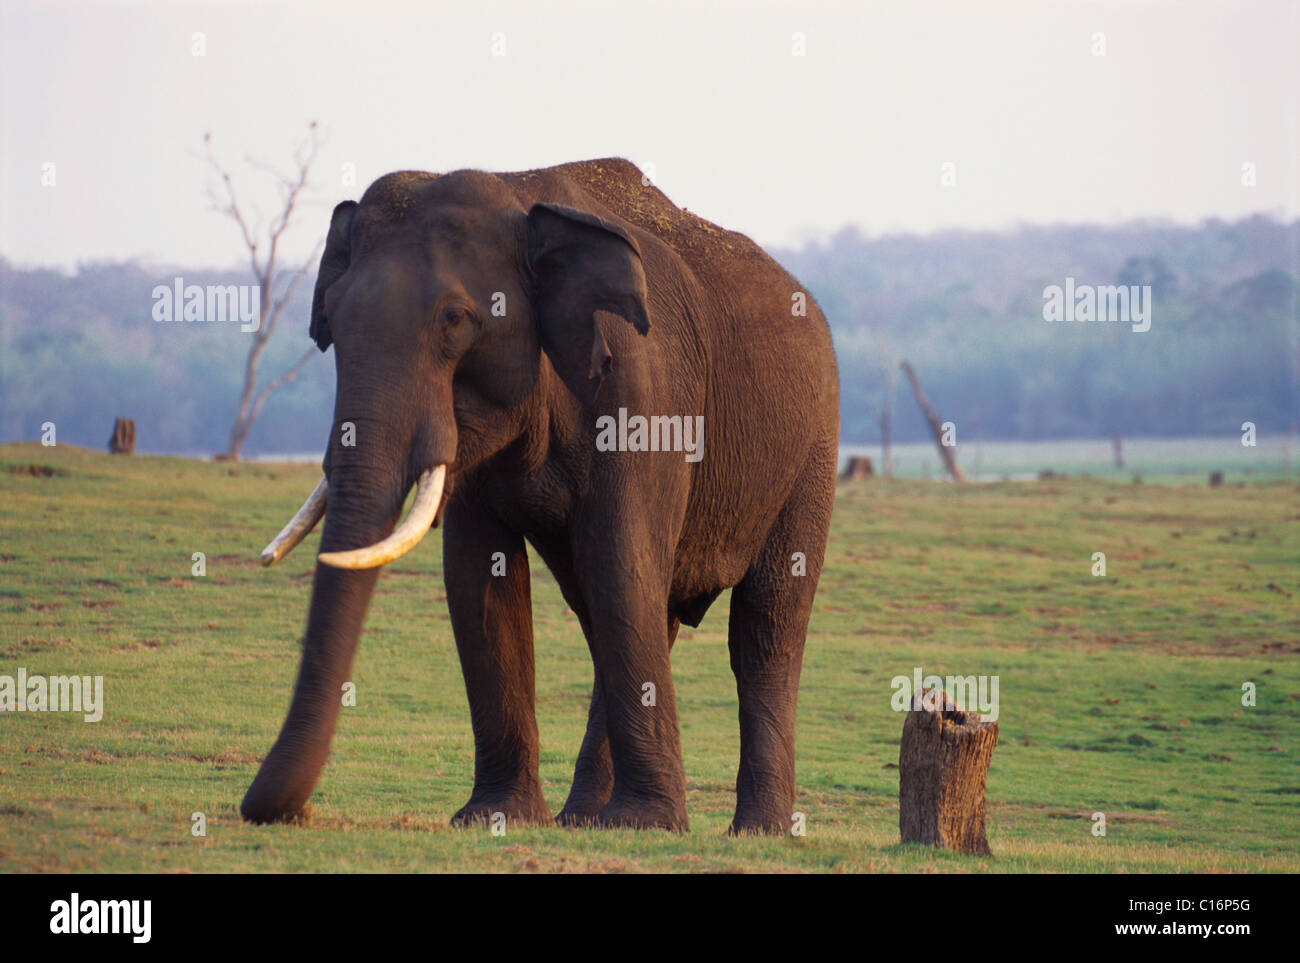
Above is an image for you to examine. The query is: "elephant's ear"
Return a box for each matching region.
[309,200,359,351]
[527,202,650,405]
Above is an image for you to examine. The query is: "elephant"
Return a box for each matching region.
[241,158,839,833]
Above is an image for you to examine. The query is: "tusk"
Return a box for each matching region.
[317,465,446,570]
[260,477,328,567]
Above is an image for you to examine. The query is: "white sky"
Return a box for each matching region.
[1,0,1296,269]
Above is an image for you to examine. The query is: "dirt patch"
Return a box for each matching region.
[505,845,641,874]
[211,554,261,568]
[912,601,959,613]
[385,812,445,832]
[85,749,126,765]
[108,638,169,653]
[186,747,261,769]
[2,637,71,655]
[7,464,59,478]
[1044,808,1175,826]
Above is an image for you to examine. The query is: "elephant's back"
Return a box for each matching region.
[499,158,835,354]
[498,158,773,271]
[501,157,838,429]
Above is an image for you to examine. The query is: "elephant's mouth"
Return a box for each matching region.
[259,464,447,570]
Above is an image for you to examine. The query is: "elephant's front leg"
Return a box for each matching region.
[443,496,551,827]
[579,567,688,831]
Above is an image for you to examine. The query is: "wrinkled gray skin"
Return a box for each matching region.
[241,158,839,833]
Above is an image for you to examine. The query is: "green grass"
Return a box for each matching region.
[1,443,1297,873]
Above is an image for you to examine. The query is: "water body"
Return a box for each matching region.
[148,435,1295,482]
[840,436,1295,481]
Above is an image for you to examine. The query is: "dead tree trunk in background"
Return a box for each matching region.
[873,343,898,476]
[899,688,998,856]
[879,407,893,475]
[862,343,898,477]
[202,123,324,461]
[1112,435,1124,468]
[108,417,136,455]
[899,360,966,482]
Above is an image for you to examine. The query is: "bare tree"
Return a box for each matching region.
[869,340,899,477]
[202,123,324,461]
[900,359,966,482]
[854,333,899,478]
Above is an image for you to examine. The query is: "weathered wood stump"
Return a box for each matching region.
[899,688,998,856]
[839,456,874,481]
[108,417,136,455]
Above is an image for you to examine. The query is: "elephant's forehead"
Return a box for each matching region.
[360,169,519,220]
[350,214,506,269]
[358,170,441,218]
[356,181,517,257]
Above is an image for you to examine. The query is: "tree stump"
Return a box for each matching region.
[1209,471,1224,487]
[108,417,136,455]
[839,456,874,481]
[899,688,998,856]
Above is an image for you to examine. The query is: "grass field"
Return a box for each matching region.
[1,442,1297,873]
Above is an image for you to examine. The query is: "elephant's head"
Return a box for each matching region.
[241,170,650,823]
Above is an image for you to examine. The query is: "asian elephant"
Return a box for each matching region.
[241,158,839,833]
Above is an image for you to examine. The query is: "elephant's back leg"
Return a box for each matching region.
[529,537,624,827]
[725,442,835,834]
[559,616,681,826]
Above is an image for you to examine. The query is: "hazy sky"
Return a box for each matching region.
[2,0,1296,269]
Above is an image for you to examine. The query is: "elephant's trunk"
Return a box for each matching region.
[241,466,410,824]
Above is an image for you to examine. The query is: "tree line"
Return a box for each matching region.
[1,214,1295,455]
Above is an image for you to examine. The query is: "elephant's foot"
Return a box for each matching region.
[555,797,604,827]
[556,771,614,826]
[450,788,552,829]
[727,813,790,836]
[240,771,316,826]
[590,792,688,832]
[241,801,314,826]
[728,793,796,836]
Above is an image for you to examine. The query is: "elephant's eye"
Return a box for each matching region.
[437,303,479,359]
[442,305,477,330]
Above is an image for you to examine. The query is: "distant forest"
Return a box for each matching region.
[1,214,1296,456]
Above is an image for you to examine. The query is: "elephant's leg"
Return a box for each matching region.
[559,617,680,826]
[557,669,611,825]
[726,469,832,835]
[571,554,686,829]
[443,495,551,827]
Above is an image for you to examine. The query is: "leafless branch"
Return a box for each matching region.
[247,347,319,427]
[202,122,324,460]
